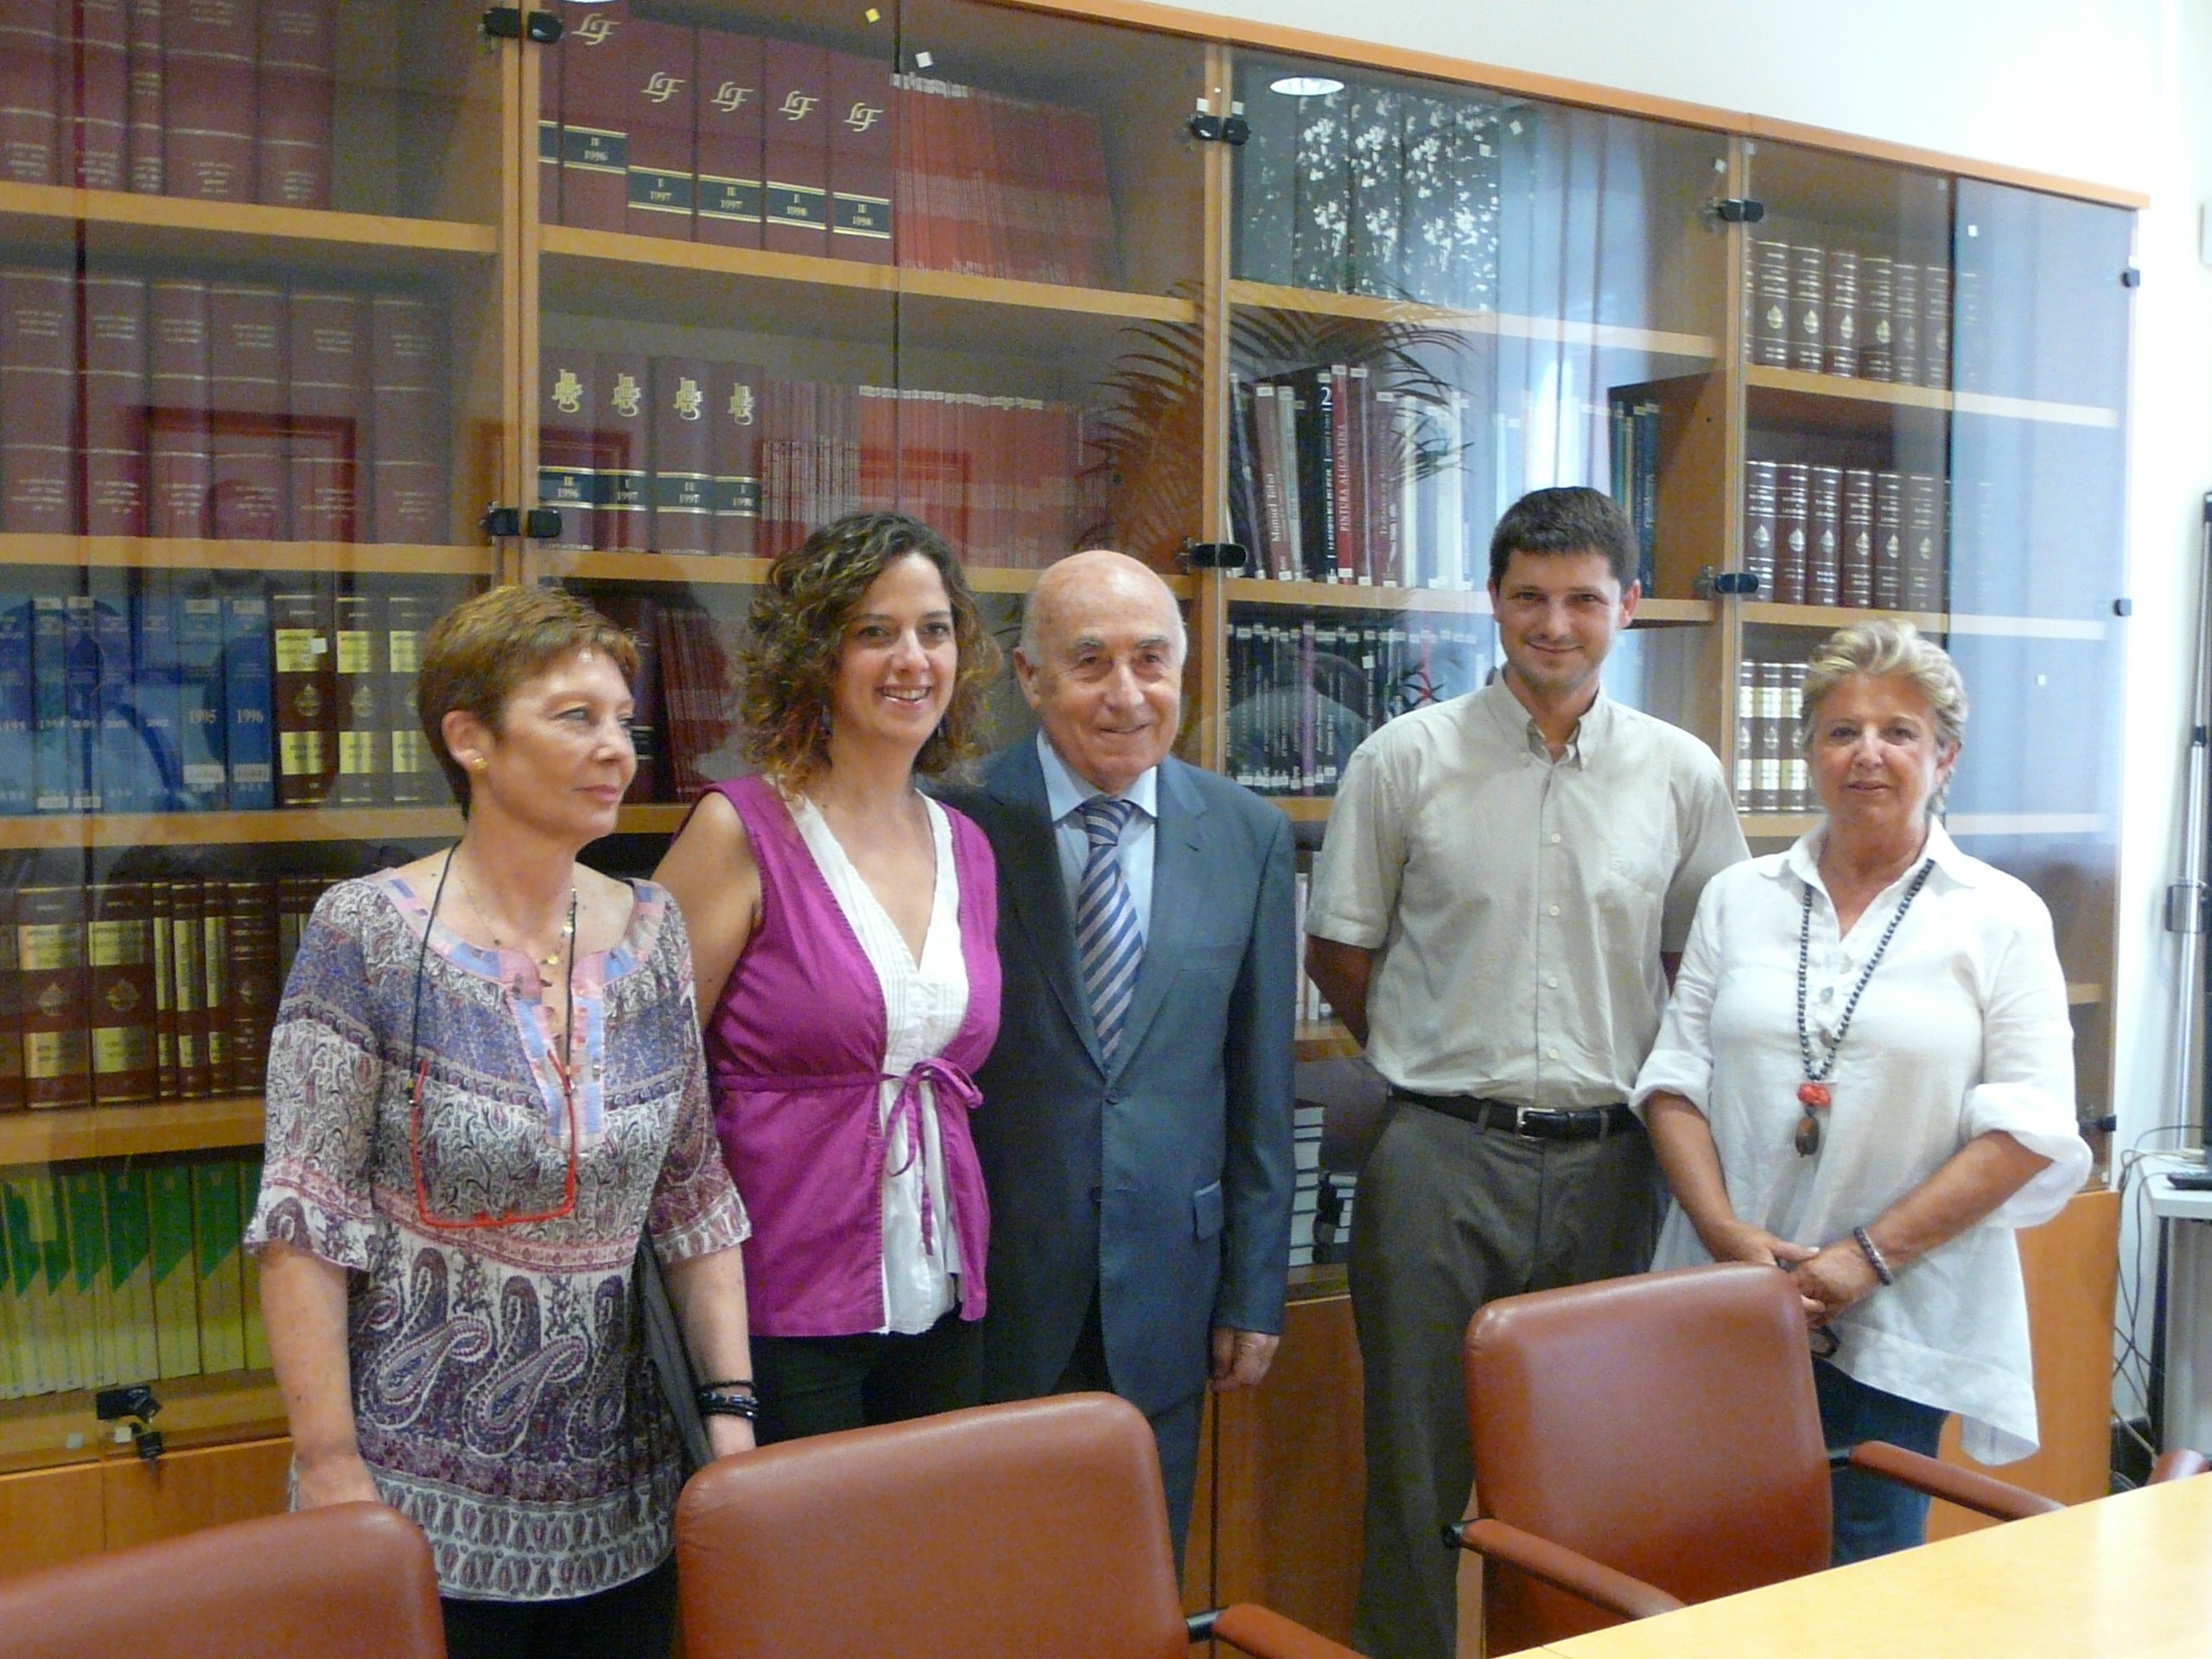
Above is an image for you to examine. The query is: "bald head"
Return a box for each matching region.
[1016,550,1185,795]
[1020,550,1185,664]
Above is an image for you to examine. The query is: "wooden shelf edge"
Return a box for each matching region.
[539,554,1188,600]
[1744,363,2119,429]
[2068,983,2107,1007]
[0,535,496,577]
[542,225,1192,322]
[0,180,497,256]
[1295,1021,1357,1061]
[1268,797,1334,823]
[1746,810,2112,840]
[0,806,461,849]
[0,1371,283,1473]
[1227,280,1716,359]
[1741,601,1946,632]
[0,1096,264,1168]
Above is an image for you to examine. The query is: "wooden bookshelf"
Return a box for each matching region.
[1224,579,1710,626]
[0,535,495,578]
[1744,811,2110,840]
[0,1097,264,1169]
[541,552,1192,601]
[1296,1021,1358,1061]
[1229,279,1719,361]
[0,1370,284,1476]
[1744,363,2120,429]
[0,808,461,850]
[0,180,496,278]
[1741,601,1948,632]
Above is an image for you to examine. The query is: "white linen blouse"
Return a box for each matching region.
[1631,820,2088,1464]
[791,793,970,1336]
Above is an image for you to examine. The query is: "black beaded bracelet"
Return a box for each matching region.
[695,1378,756,1398]
[696,1391,760,1421]
[1852,1225,1896,1287]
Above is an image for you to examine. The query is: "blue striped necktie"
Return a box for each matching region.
[1075,795,1144,1063]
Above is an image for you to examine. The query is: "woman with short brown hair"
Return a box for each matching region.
[251,584,755,1659]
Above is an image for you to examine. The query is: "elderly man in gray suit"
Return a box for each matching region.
[941,549,1296,1561]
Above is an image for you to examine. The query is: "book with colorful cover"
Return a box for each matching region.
[190,1156,245,1374]
[148,1156,200,1379]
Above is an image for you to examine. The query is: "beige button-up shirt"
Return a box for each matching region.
[1307,678,1747,1108]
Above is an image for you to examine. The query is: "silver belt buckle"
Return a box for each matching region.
[1513,1104,1541,1135]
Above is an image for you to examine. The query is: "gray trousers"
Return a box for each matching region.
[1349,1101,1662,1659]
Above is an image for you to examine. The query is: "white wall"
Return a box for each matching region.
[1166,0,2212,1412]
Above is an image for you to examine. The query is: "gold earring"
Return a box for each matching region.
[472,757,486,770]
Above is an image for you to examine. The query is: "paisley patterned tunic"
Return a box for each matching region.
[245,874,748,1601]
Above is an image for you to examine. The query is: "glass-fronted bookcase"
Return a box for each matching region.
[0,0,2136,1622]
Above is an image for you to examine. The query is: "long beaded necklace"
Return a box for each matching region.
[1793,856,1936,1156]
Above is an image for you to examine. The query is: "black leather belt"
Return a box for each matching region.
[1391,1089,1639,1142]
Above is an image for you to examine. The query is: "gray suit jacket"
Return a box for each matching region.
[941,741,1297,1417]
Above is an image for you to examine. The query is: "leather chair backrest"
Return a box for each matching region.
[0,1501,443,1659]
[677,1393,1189,1659]
[1465,1262,1834,1651]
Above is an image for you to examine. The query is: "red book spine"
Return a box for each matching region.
[82,272,148,538]
[648,354,712,554]
[624,18,693,240]
[555,0,631,232]
[369,296,446,544]
[537,342,596,551]
[125,0,162,192]
[709,360,761,556]
[68,0,130,192]
[256,0,333,209]
[207,282,286,540]
[594,349,650,551]
[693,28,762,250]
[148,277,210,537]
[1,267,79,535]
[855,382,894,516]
[163,0,256,202]
[827,52,893,265]
[286,290,365,543]
[1327,364,1354,581]
[0,1,60,186]
[761,39,830,258]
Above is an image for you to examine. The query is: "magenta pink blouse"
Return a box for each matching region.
[698,774,1001,1337]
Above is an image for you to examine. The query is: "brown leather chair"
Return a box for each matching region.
[0,1501,443,1659]
[1456,1262,2061,1653]
[677,1392,1361,1659]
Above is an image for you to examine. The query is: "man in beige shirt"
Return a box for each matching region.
[1306,486,1746,1659]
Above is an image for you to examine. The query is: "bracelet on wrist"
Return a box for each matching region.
[696,1391,760,1421]
[1852,1225,1896,1287]
[695,1378,755,1398]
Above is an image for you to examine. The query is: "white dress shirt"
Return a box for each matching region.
[1037,730,1159,938]
[1632,820,2089,1463]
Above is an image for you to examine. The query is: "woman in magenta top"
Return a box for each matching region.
[655,512,1002,1441]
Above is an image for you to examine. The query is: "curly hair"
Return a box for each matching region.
[736,512,1001,791]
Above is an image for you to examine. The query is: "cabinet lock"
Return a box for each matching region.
[480,505,566,540]
[482,7,562,43]
[1712,198,1766,223]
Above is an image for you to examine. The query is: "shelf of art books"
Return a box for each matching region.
[0,1098,264,1170]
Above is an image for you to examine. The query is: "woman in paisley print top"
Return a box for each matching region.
[247,587,755,1659]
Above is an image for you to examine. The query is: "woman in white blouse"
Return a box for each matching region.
[1634,619,2087,1564]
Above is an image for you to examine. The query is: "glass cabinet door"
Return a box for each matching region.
[0,0,506,1479]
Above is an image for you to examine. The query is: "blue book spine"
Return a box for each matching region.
[175,592,228,810]
[0,594,32,814]
[92,598,145,813]
[62,596,102,812]
[131,582,183,812]
[32,596,73,814]
[221,593,274,810]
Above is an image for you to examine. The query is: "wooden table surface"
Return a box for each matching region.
[1522,1477,2212,1659]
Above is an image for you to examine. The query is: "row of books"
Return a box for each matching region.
[1287,865,1351,1270]
[1607,389,1663,594]
[538,2,1117,288]
[1232,61,1501,310]
[1290,868,1337,1028]
[1735,659,1814,815]
[1746,240,1954,389]
[592,593,734,808]
[1744,462,1946,611]
[1228,371,1477,590]
[0,1155,268,1400]
[538,349,1095,567]
[0,267,448,543]
[1224,613,1494,797]
[0,0,334,208]
[0,579,446,817]
[0,868,342,1110]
